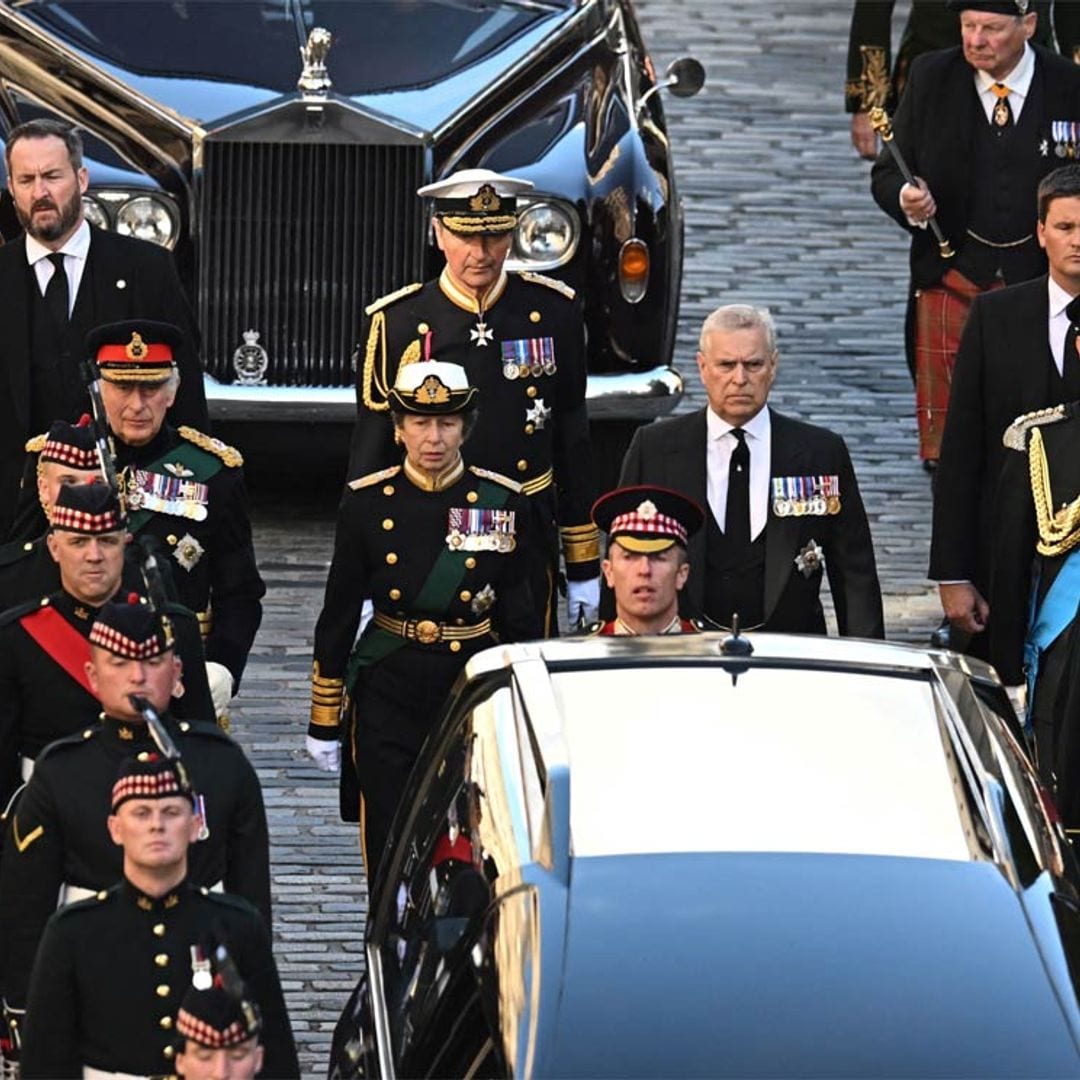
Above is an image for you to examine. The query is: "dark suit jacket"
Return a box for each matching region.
[930,276,1063,588]
[0,226,207,534]
[870,44,1080,287]
[619,407,885,638]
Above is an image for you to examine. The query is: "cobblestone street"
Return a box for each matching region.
[230,3,938,1073]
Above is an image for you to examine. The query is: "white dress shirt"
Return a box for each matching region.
[974,43,1034,124]
[1048,275,1076,377]
[25,219,91,319]
[705,405,771,541]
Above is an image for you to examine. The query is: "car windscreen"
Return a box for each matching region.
[551,665,978,862]
[15,1,560,95]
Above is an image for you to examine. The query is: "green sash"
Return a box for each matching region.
[344,478,512,693]
[125,440,224,533]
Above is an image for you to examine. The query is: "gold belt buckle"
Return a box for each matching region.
[413,619,441,645]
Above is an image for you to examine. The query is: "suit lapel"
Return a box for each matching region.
[763,411,807,621]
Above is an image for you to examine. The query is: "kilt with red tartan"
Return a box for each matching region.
[914,268,1003,461]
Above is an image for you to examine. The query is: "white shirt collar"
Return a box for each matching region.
[975,42,1035,97]
[706,403,772,442]
[1049,274,1076,319]
[24,218,91,267]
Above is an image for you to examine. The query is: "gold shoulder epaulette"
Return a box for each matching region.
[178,427,244,468]
[348,465,401,491]
[364,282,423,317]
[24,432,46,454]
[1002,405,1067,452]
[468,465,523,493]
[518,271,576,300]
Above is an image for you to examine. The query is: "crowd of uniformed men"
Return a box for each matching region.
[0,0,1079,1074]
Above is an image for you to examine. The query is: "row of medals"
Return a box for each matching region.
[503,357,557,381]
[773,495,841,518]
[446,529,518,553]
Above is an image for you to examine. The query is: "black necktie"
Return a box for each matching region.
[726,428,751,549]
[990,83,1013,130]
[1063,297,1080,400]
[44,251,69,326]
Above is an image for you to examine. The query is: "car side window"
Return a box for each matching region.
[377,682,514,1075]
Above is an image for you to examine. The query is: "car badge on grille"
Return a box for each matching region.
[298,27,333,95]
[232,329,269,386]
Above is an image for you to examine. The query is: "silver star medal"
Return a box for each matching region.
[525,399,551,430]
[1040,138,1050,158]
[794,539,825,579]
[470,319,494,346]
[471,584,497,614]
[172,532,205,572]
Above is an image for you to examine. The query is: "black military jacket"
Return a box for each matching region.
[0,537,55,610]
[349,270,599,579]
[114,424,265,685]
[20,879,299,1079]
[310,458,543,740]
[0,712,271,1012]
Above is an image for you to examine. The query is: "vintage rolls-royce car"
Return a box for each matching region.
[0,0,702,455]
[329,633,1080,1077]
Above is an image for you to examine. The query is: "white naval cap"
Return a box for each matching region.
[389,360,479,414]
[418,169,534,234]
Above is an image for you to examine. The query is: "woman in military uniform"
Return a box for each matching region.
[308,358,543,877]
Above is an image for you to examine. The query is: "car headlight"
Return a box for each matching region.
[508,199,578,271]
[81,196,109,232]
[115,195,177,248]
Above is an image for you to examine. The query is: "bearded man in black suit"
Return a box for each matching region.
[619,305,884,639]
[870,1,1080,467]
[0,119,207,535]
[932,164,1080,655]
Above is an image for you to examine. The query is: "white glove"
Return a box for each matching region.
[306,734,341,773]
[357,598,374,640]
[566,576,601,628]
[205,661,234,718]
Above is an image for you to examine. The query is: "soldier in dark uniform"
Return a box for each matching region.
[310,360,544,876]
[0,483,128,805]
[589,486,708,636]
[348,168,600,633]
[0,415,100,605]
[990,402,1080,828]
[87,319,265,721]
[19,753,298,1079]
[0,593,270,1047]
[845,0,1075,159]
[174,968,265,1080]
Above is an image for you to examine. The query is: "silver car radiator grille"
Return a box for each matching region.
[197,141,426,388]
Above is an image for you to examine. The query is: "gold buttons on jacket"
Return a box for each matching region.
[386,552,398,565]
[156,984,170,998]
[530,311,541,323]
[382,518,394,531]
[450,641,462,653]
[525,424,535,435]
[166,534,178,546]
[155,953,168,967]
[460,590,472,602]
[389,588,402,601]
[418,322,430,334]
[153,923,166,937]
[383,484,395,496]
[465,557,476,569]
[163,1045,175,1060]
[517,459,528,473]
[526,386,537,398]
[159,1015,173,1030]
[466,491,478,504]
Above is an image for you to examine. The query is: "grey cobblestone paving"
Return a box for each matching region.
[228,3,938,1073]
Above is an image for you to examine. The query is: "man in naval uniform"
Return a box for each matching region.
[0,593,270,1050]
[87,319,264,721]
[18,753,298,1079]
[348,168,600,633]
[589,485,708,636]
[619,304,884,637]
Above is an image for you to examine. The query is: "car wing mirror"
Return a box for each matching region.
[638,56,706,116]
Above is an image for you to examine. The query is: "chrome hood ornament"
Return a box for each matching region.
[298,27,333,95]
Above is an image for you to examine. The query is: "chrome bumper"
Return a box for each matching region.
[203,365,683,423]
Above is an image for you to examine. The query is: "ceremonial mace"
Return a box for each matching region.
[869,107,955,259]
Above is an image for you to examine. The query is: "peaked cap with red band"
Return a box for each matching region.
[87,319,185,384]
[90,591,174,658]
[591,485,705,554]
[41,414,100,471]
[111,751,193,812]
[50,481,125,534]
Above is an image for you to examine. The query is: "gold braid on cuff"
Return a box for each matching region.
[560,523,601,564]
[311,661,345,728]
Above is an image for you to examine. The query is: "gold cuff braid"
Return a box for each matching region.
[560,523,601,564]
[311,662,344,728]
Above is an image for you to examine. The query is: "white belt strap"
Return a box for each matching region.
[83,1068,148,1080]
[19,758,33,783]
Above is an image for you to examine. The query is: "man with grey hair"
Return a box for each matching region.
[0,118,206,536]
[619,304,884,637]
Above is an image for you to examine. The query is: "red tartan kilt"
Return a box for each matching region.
[914,269,1002,460]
